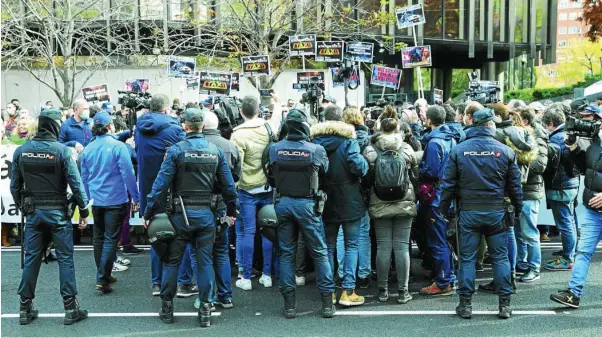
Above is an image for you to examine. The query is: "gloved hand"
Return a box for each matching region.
[79,208,89,219]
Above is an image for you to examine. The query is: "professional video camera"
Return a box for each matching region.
[117,90,152,132]
[565,115,601,145]
[212,95,243,140]
[365,98,392,108]
[466,81,500,104]
[300,76,323,105]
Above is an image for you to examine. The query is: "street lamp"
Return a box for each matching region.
[520,54,527,89]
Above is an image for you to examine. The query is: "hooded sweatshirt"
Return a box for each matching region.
[419,124,457,207]
[135,112,185,214]
[311,121,368,223]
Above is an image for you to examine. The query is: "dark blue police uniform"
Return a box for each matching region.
[10,109,90,325]
[440,109,523,319]
[267,110,335,319]
[144,108,237,328]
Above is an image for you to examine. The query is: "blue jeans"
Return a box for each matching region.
[161,209,215,303]
[326,219,360,290]
[549,199,577,262]
[276,197,334,294]
[568,208,602,297]
[238,190,274,279]
[18,210,77,299]
[515,221,528,270]
[507,226,517,273]
[518,200,542,271]
[457,210,512,296]
[178,244,196,285]
[210,210,232,301]
[336,212,371,279]
[150,247,193,286]
[427,205,454,288]
[92,204,128,285]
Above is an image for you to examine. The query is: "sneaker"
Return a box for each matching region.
[235,278,252,291]
[420,282,453,296]
[338,289,365,306]
[544,257,573,271]
[397,289,413,304]
[540,234,550,242]
[112,262,128,272]
[152,284,160,296]
[122,246,144,255]
[218,297,233,309]
[515,265,529,275]
[177,284,197,298]
[295,276,306,286]
[519,270,541,283]
[475,263,484,272]
[358,277,370,289]
[259,275,273,288]
[378,288,389,302]
[116,256,130,266]
[550,290,580,309]
[194,298,200,310]
[552,250,563,257]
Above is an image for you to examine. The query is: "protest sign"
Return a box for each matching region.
[330,66,360,88]
[82,84,110,102]
[370,65,402,89]
[125,79,150,93]
[346,42,374,63]
[241,55,271,76]
[186,72,200,90]
[231,73,240,91]
[297,72,325,90]
[316,41,344,63]
[395,4,426,29]
[433,88,443,104]
[289,35,316,57]
[198,71,232,95]
[401,45,432,68]
[167,56,196,78]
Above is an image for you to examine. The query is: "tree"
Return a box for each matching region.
[579,0,602,42]
[1,0,153,107]
[535,39,602,88]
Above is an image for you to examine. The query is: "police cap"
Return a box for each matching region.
[39,108,62,123]
[473,108,502,125]
[184,108,204,123]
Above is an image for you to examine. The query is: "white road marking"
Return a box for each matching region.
[0,312,221,318]
[335,310,557,316]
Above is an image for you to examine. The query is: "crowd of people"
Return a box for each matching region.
[2,90,602,327]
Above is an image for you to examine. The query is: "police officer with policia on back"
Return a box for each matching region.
[439,109,523,320]
[143,108,238,328]
[10,108,91,325]
[265,110,336,319]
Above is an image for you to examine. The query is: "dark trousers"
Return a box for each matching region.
[92,204,128,285]
[19,209,77,299]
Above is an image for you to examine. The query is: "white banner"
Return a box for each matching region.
[1,145,143,225]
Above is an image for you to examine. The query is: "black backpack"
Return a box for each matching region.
[372,145,409,201]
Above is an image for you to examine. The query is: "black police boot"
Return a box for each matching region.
[63,297,88,325]
[282,290,296,319]
[321,293,336,318]
[498,295,512,319]
[159,299,174,324]
[455,295,472,319]
[19,297,38,325]
[198,302,212,328]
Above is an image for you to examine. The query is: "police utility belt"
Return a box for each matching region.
[21,195,71,214]
[172,196,217,212]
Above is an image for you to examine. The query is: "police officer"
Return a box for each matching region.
[440,109,523,320]
[10,108,91,325]
[266,110,336,319]
[143,108,237,328]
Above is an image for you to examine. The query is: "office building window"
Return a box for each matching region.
[569,12,579,20]
[573,0,583,8]
[559,0,569,8]
[559,27,567,34]
[568,26,582,34]
[559,13,567,20]
[558,40,567,47]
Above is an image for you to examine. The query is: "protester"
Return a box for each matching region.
[4,103,19,136]
[59,99,92,153]
[2,116,35,145]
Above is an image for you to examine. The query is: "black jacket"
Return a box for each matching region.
[572,137,602,211]
[522,124,548,200]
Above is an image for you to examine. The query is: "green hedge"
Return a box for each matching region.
[504,73,602,102]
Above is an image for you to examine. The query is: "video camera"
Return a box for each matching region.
[117,90,151,132]
[466,81,500,104]
[566,115,601,145]
[299,76,323,105]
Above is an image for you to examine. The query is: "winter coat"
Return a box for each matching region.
[363,132,418,219]
[59,116,93,148]
[446,121,466,144]
[311,121,369,224]
[522,124,549,200]
[571,137,602,211]
[494,122,538,185]
[354,124,370,153]
[545,125,580,191]
[419,124,457,207]
[135,112,185,214]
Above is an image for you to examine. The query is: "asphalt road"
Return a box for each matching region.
[2,238,602,337]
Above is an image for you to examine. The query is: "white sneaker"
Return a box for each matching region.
[235,278,252,290]
[295,276,306,286]
[112,262,129,272]
[116,256,130,266]
[259,275,272,288]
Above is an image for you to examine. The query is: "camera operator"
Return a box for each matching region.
[550,105,602,309]
[114,106,129,132]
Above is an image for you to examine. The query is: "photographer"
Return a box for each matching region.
[550,106,602,309]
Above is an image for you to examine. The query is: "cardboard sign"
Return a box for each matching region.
[401,45,432,68]
[167,56,196,78]
[82,84,110,102]
[316,41,344,63]
[199,72,232,95]
[289,35,316,57]
[125,79,150,93]
[241,55,271,76]
[296,72,325,90]
[231,73,240,91]
[395,4,426,29]
[433,88,443,104]
[186,71,200,90]
[330,66,360,87]
[346,42,374,63]
[371,65,402,89]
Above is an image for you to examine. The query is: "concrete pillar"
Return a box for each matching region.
[496,62,505,102]
[431,69,444,92]
[442,68,452,101]
[403,69,415,103]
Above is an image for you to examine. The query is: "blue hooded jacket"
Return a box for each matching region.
[446,121,466,144]
[59,116,93,147]
[419,124,457,206]
[135,112,185,214]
